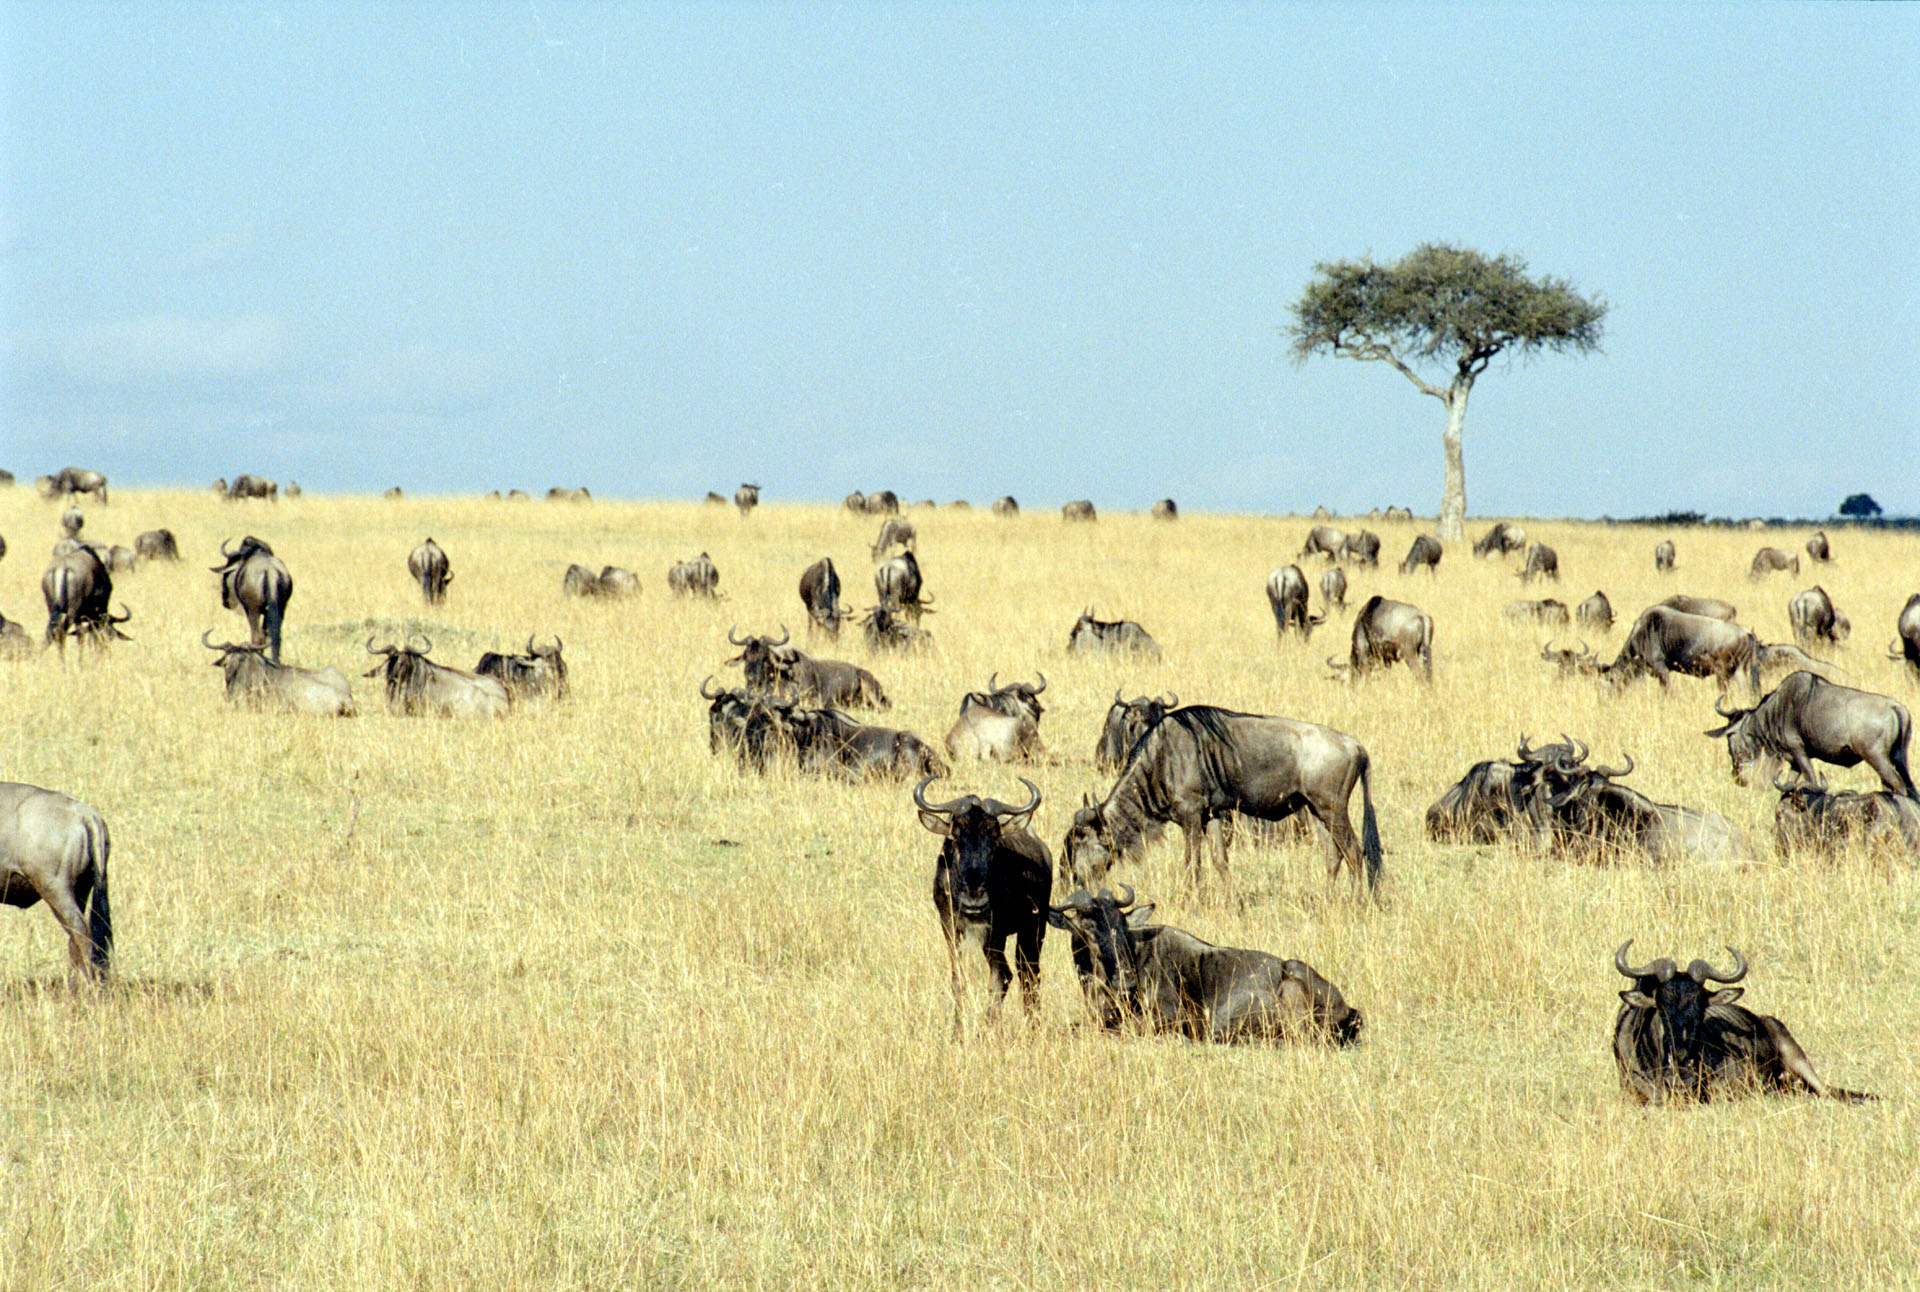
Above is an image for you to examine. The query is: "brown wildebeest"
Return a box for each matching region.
[874,551,932,621]
[1705,671,1915,798]
[1299,524,1346,562]
[364,636,510,717]
[134,529,180,562]
[1891,594,1920,682]
[1092,689,1178,774]
[37,467,108,504]
[475,636,569,701]
[1505,599,1570,627]
[1773,777,1920,860]
[1660,594,1736,620]
[734,483,761,516]
[1749,547,1800,580]
[1518,542,1559,583]
[1399,534,1441,575]
[870,518,916,561]
[407,538,452,604]
[1575,591,1614,633]
[202,632,355,716]
[1654,539,1676,572]
[1266,565,1325,641]
[668,552,720,598]
[1150,498,1178,521]
[991,496,1018,517]
[1068,609,1160,658]
[1331,595,1432,681]
[944,673,1046,763]
[1472,521,1526,557]
[226,474,277,501]
[212,536,293,662]
[0,782,112,979]
[42,546,131,651]
[1062,499,1096,523]
[1787,586,1848,648]
[1806,531,1831,563]
[798,558,848,637]
[1341,529,1381,566]
[1319,567,1347,612]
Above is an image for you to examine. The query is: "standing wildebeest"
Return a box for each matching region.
[1068,609,1160,658]
[1806,531,1831,563]
[1093,689,1178,773]
[734,483,760,516]
[1576,591,1614,633]
[944,673,1046,763]
[212,536,292,662]
[914,776,1051,1028]
[1654,539,1676,572]
[202,632,355,715]
[1602,605,1759,694]
[1891,594,1920,681]
[1612,942,1871,1104]
[874,550,931,620]
[1319,567,1347,612]
[1066,706,1382,896]
[1341,529,1381,566]
[364,637,511,717]
[1150,498,1178,521]
[37,467,108,504]
[798,558,848,637]
[1705,671,1915,798]
[225,474,277,501]
[1331,595,1433,681]
[1266,565,1325,640]
[1047,887,1363,1043]
[991,495,1018,517]
[1749,547,1800,580]
[1505,598,1570,627]
[1399,534,1442,575]
[1299,525,1346,562]
[475,636,568,701]
[1518,541,1560,583]
[870,518,915,561]
[1472,521,1526,557]
[0,782,112,979]
[1062,499,1097,523]
[41,546,130,651]
[1773,778,1920,860]
[407,538,452,604]
[668,552,720,598]
[861,605,933,652]
[1660,593,1737,621]
[134,529,179,563]
[862,490,901,515]
[1788,586,1848,649]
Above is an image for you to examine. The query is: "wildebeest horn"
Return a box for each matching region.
[365,636,396,655]
[1615,940,1662,979]
[912,775,969,816]
[200,629,244,653]
[985,777,1042,818]
[1541,640,1562,661]
[219,537,238,560]
[1893,640,1906,660]
[108,603,132,624]
[1114,687,1126,706]
[1159,691,1177,709]
[1771,771,1799,793]
[1591,752,1634,780]
[409,633,432,655]
[1713,694,1742,719]
[727,625,750,646]
[771,624,790,647]
[1110,883,1135,911]
[1031,672,1045,694]
[526,634,538,656]
[1695,947,1747,984]
[988,671,1000,693]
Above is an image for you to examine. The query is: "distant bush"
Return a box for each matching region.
[1838,493,1882,518]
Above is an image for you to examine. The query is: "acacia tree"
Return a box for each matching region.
[1288,244,1606,541]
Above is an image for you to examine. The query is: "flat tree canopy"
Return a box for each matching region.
[1289,244,1605,540]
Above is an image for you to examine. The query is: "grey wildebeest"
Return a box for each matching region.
[546,486,589,503]
[1065,705,1382,896]
[701,679,794,773]
[563,563,602,597]
[1424,735,1584,845]
[597,566,641,597]
[861,605,933,653]
[1399,534,1442,575]
[1654,539,1676,572]
[1299,525,1345,562]
[212,536,292,662]
[225,474,277,501]
[284,482,301,499]
[1062,499,1096,523]
[383,486,404,500]
[668,552,720,598]
[1520,749,1749,863]
[1612,942,1871,1104]
[1704,671,1916,798]
[475,636,568,701]
[1331,595,1433,681]
[798,557,848,637]
[202,632,355,715]
[729,625,890,709]
[786,708,945,782]
[61,508,83,539]
[1749,547,1800,580]
[37,467,108,504]
[408,537,452,604]
[1576,591,1614,633]
[1505,598,1570,627]
[1773,779,1920,860]
[874,550,932,621]
[134,529,179,563]
[1047,887,1362,1044]
[1068,609,1160,658]
[1150,498,1178,521]
[734,483,760,516]
[991,495,1018,517]
[1266,565,1325,641]
[944,673,1046,763]
[1788,586,1848,648]
[1385,505,1412,521]
[1600,605,1760,694]
[41,546,130,651]
[843,491,867,514]
[870,518,915,561]
[1519,541,1559,583]
[914,776,1052,1028]
[703,491,726,506]
[1806,531,1831,563]
[1892,594,1920,681]
[0,782,112,979]
[1093,690,1178,773]
[364,636,511,717]
[1661,594,1737,620]
[1319,567,1347,612]
[1472,521,1526,557]
[1341,529,1381,566]
[862,490,901,515]
[0,613,32,657]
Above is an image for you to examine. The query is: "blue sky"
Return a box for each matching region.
[3,3,1914,516]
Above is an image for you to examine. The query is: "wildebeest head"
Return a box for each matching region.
[202,630,273,690]
[1703,695,1768,786]
[1540,638,1602,679]
[1615,940,1748,1086]
[977,671,1046,723]
[915,776,1041,920]
[1046,885,1150,1027]
[1094,689,1177,772]
[727,624,791,694]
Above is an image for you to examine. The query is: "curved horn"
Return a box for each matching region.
[108,603,132,624]
[1713,694,1741,719]
[1114,687,1126,707]
[1518,733,1537,761]
[1615,940,1661,979]
[771,624,790,647]
[1563,734,1589,765]
[727,625,750,646]
[986,777,1042,818]
[1698,947,1747,984]
[1159,691,1177,709]
[700,675,727,700]
[988,671,999,693]
[1591,752,1634,780]
[527,634,537,657]
[409,633,433,655]
[547,635,562,656]
[200,629,243,653]
[1772,770,1798,793]
[365,636,397,655]
[1111,882,1136,911]
[912,775,968,816]
[220,537,238,560]
[1541,640,1561,661]
[1031,671,1045,694]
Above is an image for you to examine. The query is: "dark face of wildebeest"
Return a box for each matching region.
[727,624,791,694]
[1613,942,1745,1100]
[1045,885,1147,1027]
[1093,690,1177,773]
[475,636,568,701]
[1704,671,1916,797]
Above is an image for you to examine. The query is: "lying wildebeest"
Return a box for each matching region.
[1773,777,1920,860]
[1576,591,1614,633]
[1788,586,1848,648]
[1892,594,1920,681]
[1612,942,1871,1104]
[1319,567,1347,612]
[703,491,726,506]
[864,489,901,515]
[991,495,1018,517]
[1749,547,1799,580]
[284,482,302,499]
[1065,705,1381,896]
[1062,499,1097,523]
[1424,735,1583,844]
[1341,529,1381,566]
[0,612,32,657]
[1519,541,1560,583]
[1600,605,1759,694]
[1265,565,1325,640]
[875,550,932,620]
[1299,524,1346,562]
[1399,534,1441,575]
[1522,749,1748,863]
[226,474,277,501]
[1330,595,1432,681]
[1093,689,1178,773]
[1068,608,1160,658]
[408,537,452,604]
[383,486,404,500]
[1661,594,1736,620]
[667,552,720,598]
[915,776,1051,1028]
[0,782,112,979]
[1505,598,1570,627]
[861,604,933,653]
[843,491,867,514]
[41,546,130,651]
[944,673,1045,763]
[475,636,568,701]
[734,483,760,515]
[947,499,970,510]
[134,529,179,563]
[1806,530,1831,563]
[798,558,848,637]
[789,707,945,782]
[1705,671,1915,798]
[1654,539,1676,572]
[1048,887,1362,1044]
[212,536,292,662]
[1472,521,1526,557]
[543,486,588,502]
[202,632,355,715]
[563,563,602,597]
[701,678,791,772]
[729,626,890,710]
[1384,505,1412,521]
[101,545,135,573]
[870,518,915,560]
[60,508,84,538]
[364,636,511,717]
[1150,498,1178,521]
[37,467,108,504]
[597,566,641,597]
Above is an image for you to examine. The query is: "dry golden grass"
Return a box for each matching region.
[1,488,1916,1290]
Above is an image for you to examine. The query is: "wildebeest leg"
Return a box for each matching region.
[1867,744,1918,800]
[1309,797,1364,897]
[1012,922,1043,1018]
[1204,814,1233,891]
[982,935,1015,1019]
[1755,1015,1832,1097]
[37,882,99,979]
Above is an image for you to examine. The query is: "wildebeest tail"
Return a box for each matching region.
[265,598,285,663]
[86,813,112,971]
[1358,746,1383,891]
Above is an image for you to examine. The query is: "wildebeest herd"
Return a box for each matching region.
[1,475,1912,1110]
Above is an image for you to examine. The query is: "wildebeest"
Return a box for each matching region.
[1505,598,1570,627]
[701,679,794,772]
[364,637,511,717]
[1424,735,1582,845]
[1749,547,1800,580]
[1576,591,1614,633]
[863,490,901,515]
[1265,565,1325,641]
[1299,525,1346,562]
[1601,605,1760,694]
[1319,567,1347,612]
[1047,887,1362,1044]
[1773,778,1920,860]
[37,467,108,504]
[212,536,293,662]
[598,566,641,597]
[1806,530,1831,563]
[1659,593,1737,621]
[1522,749,1748,863]
[407,538,452,604]
[101,545,135,573]
[41,546,130,651]
[563,563,602,597]
[1472,521,1526,557]
[474,635,569,701]
[1705,671,1915,798]
[915,776,1051,1027]
[1518,541,1559,583]
[861,604,933,653]
[874,550,931,620]
[546,485,591,502]
[1331,595,1432,681]
[798,558,848,637]
[1384,505,1412,521]
[991,496,1018,517]
[0,782,112,979]
[667,552,720,598]
[382,486,404,500]
[1787,586,1848,649]
[729,626,890,709]
[1065,706,1382,896]
[1093,689,1178,773]
[0,612,31,657]
[1062,499,1096,523]
[134,529,179,563]
[843,491,867,514]
[870,518,916,560]
[1399,534,1442,575]
[1654,539,1676,572]
[60,508,84,538]
[944,673,1046,763]
[202,632,355,716]
[1612,942,1871,1104]
[225,474,277,501]
[284,482,302,499]
[788,708,945,782]
[703,491,726,506]
[1341,529,1381,566]
[1891,594,1920,681]
[1150,498,1178,521]
[734,483,760,515]
[1068,608,1160,658]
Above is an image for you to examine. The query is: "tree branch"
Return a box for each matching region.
[1335,335,1447,400]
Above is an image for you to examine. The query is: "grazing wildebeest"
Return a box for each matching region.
[734,483,761,516]
[991,496,1018,517]
[1612,942,1871,1104]
[60,508,84,538]
[1331,595,1432,681]
[563,563,602,597]
[407,538,452,604]
[798,558,848,637]
[1749,547,1799,580]
[364,637,511,717]
[1265,565,1325,641]
[1299,524,1346,562]
[202,632,355,716]
[787,708,945,782]
[284,482,302,499]
[475,636,568,701]
[944,673,1046,763]
[1705,671,1915,798]
[41,546,130,651]
[1788,586,1848,649]
[668,552,720,598]
[1066,706,1382,896]
[225,474,277,501]
[861,604,933,653]
[1806,531,1831,563]
[1092,689,1178,774]
[134,529,179,563]
[1891,594,1920,681]
[0,782,112,979]
[212,536,293,662]
[1659,594,1737,621]
[1062,499,1097,523]
[1472,521,1526,557]
[1319,567,1347,612]
[1150,498,1178,521]
[843,491,867,514]
[1399,534,1442,575]
[870,518,915,561]
[864,490,901,515]
[1773,778,1920,860]
[1341,529,1381,566]
[1518,541,1560,583]
[1576,591,1614,633]
[874,550,931,620]
[383,486,404,500]
[597,566,641,597]
[1047,887,1362,1044]
[1654,539,1676,572]
[1603,606,1759,694]
[914,776,1051,1028]
[1068,609,1160,659]
[0,612,32,657]
[37,467,108,504]
[1505,598,1570,627]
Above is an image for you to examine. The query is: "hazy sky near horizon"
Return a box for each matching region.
[3,3,1915,516]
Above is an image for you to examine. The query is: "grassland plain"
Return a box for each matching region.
[1,487,1916,1290]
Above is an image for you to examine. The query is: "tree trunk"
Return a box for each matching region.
[1436,376,1472,542]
